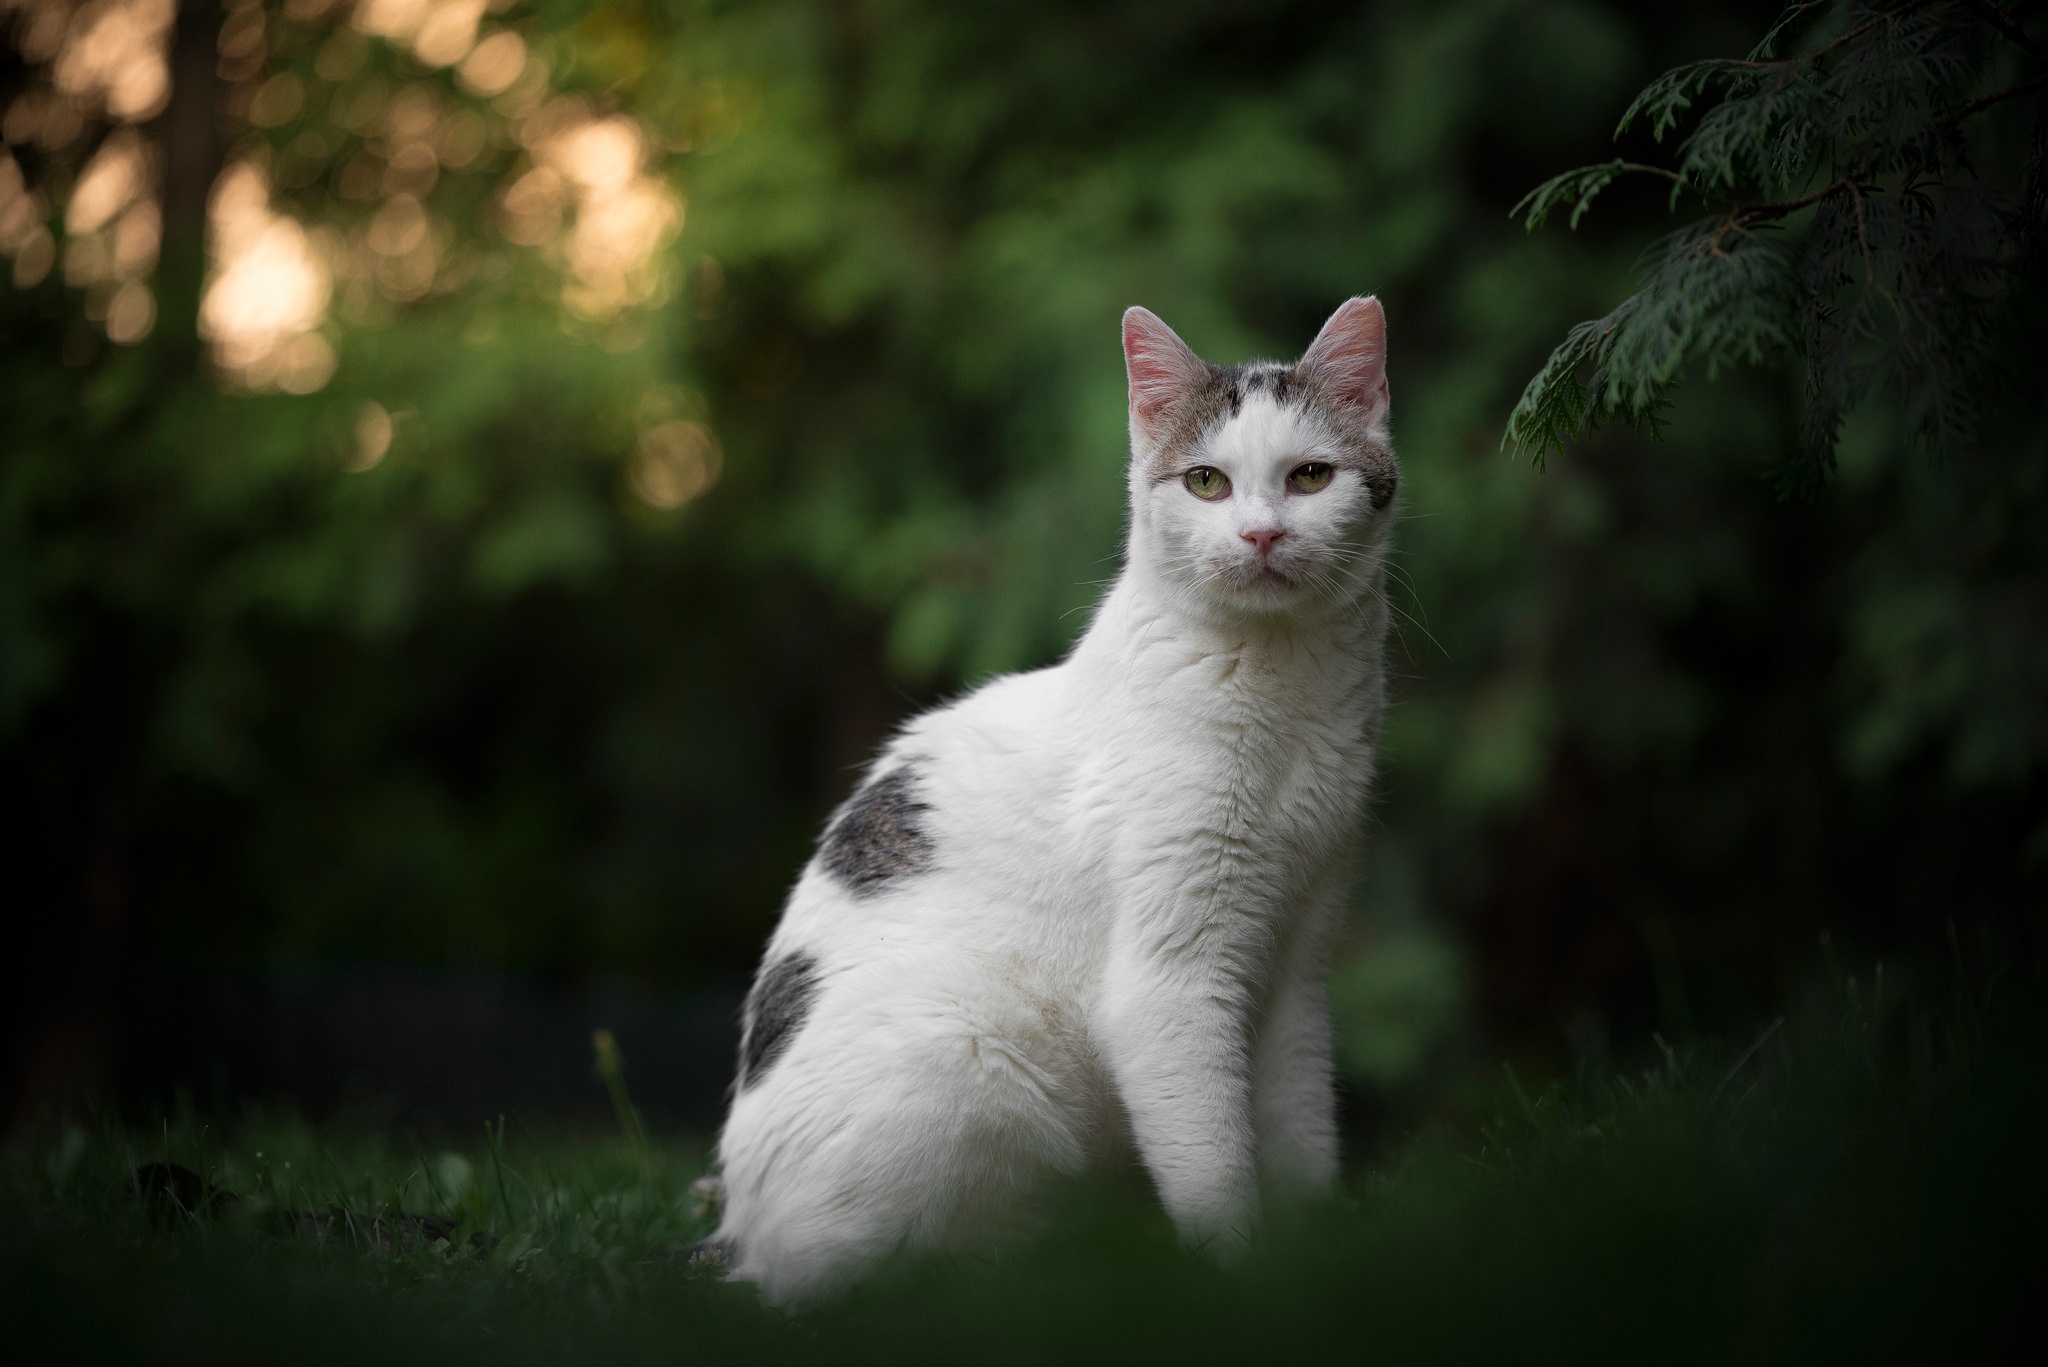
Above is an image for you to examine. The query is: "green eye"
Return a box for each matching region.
[1288,462,1334,494]
[1183,467,1230,500]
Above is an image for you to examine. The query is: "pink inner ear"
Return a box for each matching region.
[1123,307,1202,432]
[1300,295,1389,415]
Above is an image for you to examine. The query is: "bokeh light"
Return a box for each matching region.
[4,85,87,150]
[630,420,721,509]
[53,126,158,338]
[200,160,335,389]
[0,148,57,286]
[411,0,485,69]
[3,4,683,376]
[457,30,525,97]
[103,275,151,340]
[352,0,484,69]
[51,0,175,123]
[511,104,683,318]
[3,2,171,332]
[349,398,392,470]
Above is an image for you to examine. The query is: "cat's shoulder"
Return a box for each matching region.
[894,661,1072,751]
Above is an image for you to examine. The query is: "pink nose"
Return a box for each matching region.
[1241,527,1285,556]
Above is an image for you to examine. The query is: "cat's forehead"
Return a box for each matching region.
[1146,360,1316,479]
[1210,361,1306,427]
[1229,362,1297,404]
[1205,373,1321,467]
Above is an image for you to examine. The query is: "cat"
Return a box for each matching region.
[705,296,1397,1305]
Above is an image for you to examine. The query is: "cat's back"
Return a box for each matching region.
[766,659,1095,948]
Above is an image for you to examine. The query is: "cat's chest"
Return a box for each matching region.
[1095,651,1376,850]
[1197,694,1366,824]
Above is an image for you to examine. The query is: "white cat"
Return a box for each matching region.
[706,297,1397,1304]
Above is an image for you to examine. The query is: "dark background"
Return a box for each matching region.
[3,0,2041,1140]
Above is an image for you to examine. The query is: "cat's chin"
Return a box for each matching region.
[1201,561,1316,615]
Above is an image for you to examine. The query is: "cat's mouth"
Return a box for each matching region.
[1211,557,1300,593]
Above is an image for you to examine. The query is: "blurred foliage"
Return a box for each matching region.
[1328,920,1468,1093]
[2,0,2043,1120]
[1509,0,2047,493]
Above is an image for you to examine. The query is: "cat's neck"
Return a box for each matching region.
[1072,555,1385,699]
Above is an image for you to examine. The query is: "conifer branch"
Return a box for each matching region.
[1726,0,1938,72]
[1958,0,2048,63]
[1727,179,1853,227]
[1505,0,2043,483]
[1942,72,2048,125]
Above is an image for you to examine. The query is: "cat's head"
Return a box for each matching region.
[1122,297,1396,619]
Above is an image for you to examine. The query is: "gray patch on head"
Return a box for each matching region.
[1238,362,1292,402]
[819,766,936,894]
[1143,362,1252,482]
[1284,362,1399,511]
[1146,360,1314,483]
[739,951,819,1089]
[1141,354,1397,509]
[1356,448,1398,510]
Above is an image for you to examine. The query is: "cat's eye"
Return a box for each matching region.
[1288,462,1334,494]
[1183,467,1231,501]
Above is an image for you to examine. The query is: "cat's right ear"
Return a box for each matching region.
[1123,307,1207,447]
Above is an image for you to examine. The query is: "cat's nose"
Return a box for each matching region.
[1241,527,1286,557]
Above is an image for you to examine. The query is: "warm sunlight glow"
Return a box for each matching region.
[64,126,144,233]
[51,0,176,123]
[456,30,526,97]
[3,0,683,366]
[629,420,722,509]
[201,161,335,389]
[3,87,86,151]
[249,72,308,129]
[349,399,392,470]
[3,0,73,65]
[412,0,485,68]
[111,196,158,272]
[499,166,563,245]
[103,276,153,341]
[510,110,683,319]
[53,129,160,338]
[351,0,430,43]
[364,190,439,299]
[0,148,55,286]
[354,0,490,68]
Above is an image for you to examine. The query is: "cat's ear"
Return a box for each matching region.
[1298,295,1389,423]
[1122,307,1208,445]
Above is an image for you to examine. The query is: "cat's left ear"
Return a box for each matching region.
[1123,306,1209,447]
[1298,295,1389,424]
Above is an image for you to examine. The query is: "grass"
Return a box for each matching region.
[3,959,2039,1365]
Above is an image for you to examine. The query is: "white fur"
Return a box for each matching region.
[710,299,1396,1305]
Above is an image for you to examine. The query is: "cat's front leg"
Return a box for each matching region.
[1251,929,1340,1195]
[1098,924,1261,1257]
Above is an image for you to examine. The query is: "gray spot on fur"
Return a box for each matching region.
[820,766,936,894]
[1240,362,1290,400]
[1144,356,1397,509]
[1355,447,1398,510]
[1144,363,1256,481]
[739,951,819,1089]
[1148,365,1299,475]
